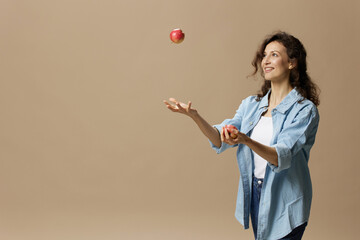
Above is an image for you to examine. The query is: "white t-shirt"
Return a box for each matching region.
[250,116,273,179]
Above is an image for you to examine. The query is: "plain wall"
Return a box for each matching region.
[1,0,359,239]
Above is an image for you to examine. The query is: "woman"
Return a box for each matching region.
[163,31,320,240]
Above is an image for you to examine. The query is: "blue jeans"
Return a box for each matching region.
[251,176,307,240]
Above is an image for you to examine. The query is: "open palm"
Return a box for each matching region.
[163,98,198,118]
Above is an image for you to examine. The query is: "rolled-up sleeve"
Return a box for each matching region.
[269,104,320,172]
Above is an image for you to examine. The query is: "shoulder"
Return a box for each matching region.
[236,95,260,112]
[291,98,320,123]
[240,95,259,107]
[295,98,318,115]
[234,95,262,119]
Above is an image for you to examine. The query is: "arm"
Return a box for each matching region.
[163,98,221,148]
[222,127,278,166]
[192,112,222,148]
[223,104,319,171]
[271,105,319,172]
[245,137,278,166]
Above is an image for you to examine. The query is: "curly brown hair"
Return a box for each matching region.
[250,31,320,106]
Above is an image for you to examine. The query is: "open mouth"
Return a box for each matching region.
[264,67,274,73]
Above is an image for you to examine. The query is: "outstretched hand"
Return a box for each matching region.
[163,98,198,118]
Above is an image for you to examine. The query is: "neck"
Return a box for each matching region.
[269,81,293,106]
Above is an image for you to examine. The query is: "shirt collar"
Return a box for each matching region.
[258,90,270,109]
[258,88,304,114]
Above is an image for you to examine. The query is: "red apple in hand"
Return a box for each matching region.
[225,125,238,139]
[170,29,185,44]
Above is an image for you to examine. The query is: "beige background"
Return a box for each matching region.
[1,0,359,239]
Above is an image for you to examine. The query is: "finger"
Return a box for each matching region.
[176,101,187,111]
[233,133,239,140]
[229,139,237,145]
[176,102,183,110]
[179,102,188,108]
[169,98,178,105]
[163,100,174,108]
[226,132,237,145]
[188,101,192,110]
[169,98,186,108]
[165,105,178,112]
[220,127,224,142]
[163,100,171,106]
[163,100,179,112]
[164,100,178,108]
[224,126,230,140]
[231,129,239,138]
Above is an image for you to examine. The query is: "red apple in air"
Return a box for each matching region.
[170,28,185,44]
[225,125,238,139]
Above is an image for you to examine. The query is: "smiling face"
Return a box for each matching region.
[261,41,293,83]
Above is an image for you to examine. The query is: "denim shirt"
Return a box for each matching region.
[209,89,319,240]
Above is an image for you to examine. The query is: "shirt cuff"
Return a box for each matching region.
[209,124,232,154]
[268,143,292,173]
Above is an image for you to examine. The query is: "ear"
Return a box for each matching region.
[289,59,297,70]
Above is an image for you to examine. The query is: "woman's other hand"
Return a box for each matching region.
[221,126,249,145]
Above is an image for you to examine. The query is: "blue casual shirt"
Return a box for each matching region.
[209,88,319,240]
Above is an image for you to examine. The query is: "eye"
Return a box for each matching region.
[272,52,278,57]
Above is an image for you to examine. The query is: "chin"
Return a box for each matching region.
[264,75,275,81]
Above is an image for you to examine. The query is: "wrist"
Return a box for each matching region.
[190,111,199,120]
[243,135,252,146]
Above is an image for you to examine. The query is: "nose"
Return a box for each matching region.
[262,55,270,66]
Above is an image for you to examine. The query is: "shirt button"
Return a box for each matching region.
[258,180,262,185]
[250,122,253,125]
